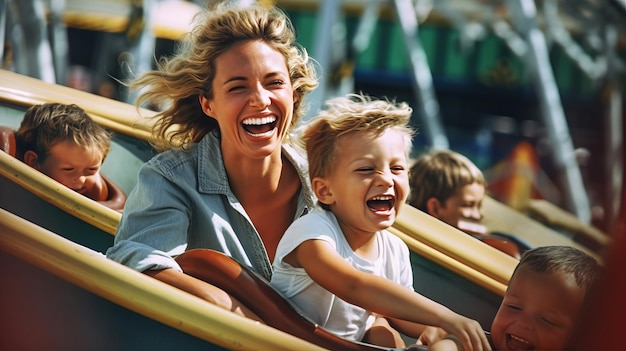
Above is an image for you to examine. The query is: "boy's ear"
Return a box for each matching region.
[426,197,441,217]
[312,177,334,206]
[23,150,39,168]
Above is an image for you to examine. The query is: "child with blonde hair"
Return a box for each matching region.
[408,149,486,235]
[408,149,528,258]
[271,93,491,351]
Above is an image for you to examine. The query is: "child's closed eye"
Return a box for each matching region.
[356,167,375,173]
[391,165,406,173]
[506,303,522,311]
[540,315,566,328]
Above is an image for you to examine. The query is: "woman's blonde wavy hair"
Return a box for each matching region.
[131,3,318,151]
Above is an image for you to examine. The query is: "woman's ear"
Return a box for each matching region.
[426,197,441,217]
[199,95,213,116]
[23,150,39,168]
[312,177,334,206]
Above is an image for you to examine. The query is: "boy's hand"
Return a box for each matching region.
[416,326,448,345]
[441,315,491,351]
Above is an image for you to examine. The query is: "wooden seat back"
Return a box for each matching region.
[175,249,399,351]
[0,126,17,156]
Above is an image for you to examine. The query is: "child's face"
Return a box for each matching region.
[431,182,484,231]
[33,140,105,194]
[316,129,410,237]
[490,264,586,350]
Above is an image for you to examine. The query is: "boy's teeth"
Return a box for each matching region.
[371,195,392,201]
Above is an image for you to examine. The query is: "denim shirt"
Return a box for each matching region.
[105,130,316,280]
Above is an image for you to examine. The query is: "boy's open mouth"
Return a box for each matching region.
[242,116,277,136]
[367,195,395,212]
[506,333,533,350]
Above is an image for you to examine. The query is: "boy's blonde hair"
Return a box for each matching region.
[15,103,111,162]
[300,93,414,182]
[513,245,599,293]
[131,3,318,151]
[407,149,485,212]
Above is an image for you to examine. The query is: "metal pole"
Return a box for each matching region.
[304,0,343,121]
[604,23,623,234]
[393,0,448,149]
[10,0,56,83]
[507,0,591,223]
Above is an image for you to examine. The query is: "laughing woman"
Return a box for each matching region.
[106,3,318,320]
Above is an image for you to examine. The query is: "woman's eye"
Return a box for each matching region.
[268,79,285,87]
[228,86,244,92]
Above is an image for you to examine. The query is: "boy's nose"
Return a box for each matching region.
[376,170,394,187]
[74,176,87,188]
[469,207,483,220]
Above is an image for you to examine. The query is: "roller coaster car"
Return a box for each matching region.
[0,69,602,350]
[177,248,429,351]
[0,208,338,351]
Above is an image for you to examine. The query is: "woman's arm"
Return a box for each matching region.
[145,268,263,322]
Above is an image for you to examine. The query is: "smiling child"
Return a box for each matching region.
[270,93,491,351]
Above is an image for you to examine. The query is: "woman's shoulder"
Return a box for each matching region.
[147,146,196,165]
[282,140,308,171]
[147,131,218,166]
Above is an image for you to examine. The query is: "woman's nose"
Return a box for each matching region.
[250,86,271,108]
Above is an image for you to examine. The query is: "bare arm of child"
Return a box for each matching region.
[385,318,448,346]
[289,239,491,351]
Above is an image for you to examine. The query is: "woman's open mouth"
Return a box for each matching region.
[242,116,277,137]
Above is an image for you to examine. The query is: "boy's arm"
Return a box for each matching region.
[386,318,448,345]
[292,239,491,351]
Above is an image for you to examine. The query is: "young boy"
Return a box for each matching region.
[428,245,600,351]
[15,103,126,211]
[407,149,526,258]
[408,149,487,235]
[270,94,491,351]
